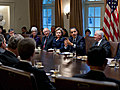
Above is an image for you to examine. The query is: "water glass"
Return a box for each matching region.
[80,70,87,74]
[114,59,119,69]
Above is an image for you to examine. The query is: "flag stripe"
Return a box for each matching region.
[103,0,119,42]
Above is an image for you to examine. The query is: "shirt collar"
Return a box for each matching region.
[7,49,16,56]
[73,36,77,41]
[98,39,102,46]
[46,33,51,39]
[20,59,32,65]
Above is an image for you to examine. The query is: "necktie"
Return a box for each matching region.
[43,38,47,49]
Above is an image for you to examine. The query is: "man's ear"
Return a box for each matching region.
[103,59,107,67]
[32,50,35,57]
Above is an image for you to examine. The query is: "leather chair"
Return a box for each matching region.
[21,34,31,38]
[85,37,96,54]
[109,41,119,58]
[55,76,119,90]
[0,64,37,90]
[37,35,43,42]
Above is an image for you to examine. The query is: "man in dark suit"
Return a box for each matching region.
[115,43,120,59]
[14,38,55,90]
[41,28,54,51]
[73,46,120,87]
[0,34,6,53]
[64,28,86,55]
[92,30,111,58]
[0,34,24,67]
[6,29,15,44]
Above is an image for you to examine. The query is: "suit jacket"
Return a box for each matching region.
[6,34,11,44]
[52,37,65,50]
[92,39,111,58]
[69,35,86,56]
[30,35,41,47]
[0,50,19,67]
[14,61,56,90]
[41,34,54,50]
[115,43,120,59]
[73,70,120,88]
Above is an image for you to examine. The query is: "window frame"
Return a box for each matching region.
[83,0,104,36]
[42,0,55,30]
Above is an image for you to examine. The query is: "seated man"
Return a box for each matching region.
[41,28,54,50]
[92,30,111,57]
[64,28,86,55]
[0,34,6,53]
[21,26,29,34]
[6,29,15,44]
[73,46,120,86]
[0,34,24,67]
[14,38,55,90]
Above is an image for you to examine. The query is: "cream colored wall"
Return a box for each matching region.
[62,0,70,34]
[0,6,10,31]
[14,0,30,33]
[0,0,30,33]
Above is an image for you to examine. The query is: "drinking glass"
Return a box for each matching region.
[80,70,87,74]
[34,60,43,68]
[114,59,119,69]
[54,65,60,76]
[73,50,77,59]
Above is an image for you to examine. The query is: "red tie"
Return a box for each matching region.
[43,38,47,49]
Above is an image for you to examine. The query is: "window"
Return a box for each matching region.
[42,0,55,30]
[84,0,104,36]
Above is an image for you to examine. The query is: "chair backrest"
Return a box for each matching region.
[0,64,37,90]
[55,76,119,90]
[22,34,31,38]
[85,37,96,54]
[109,41,119,58]
[37,35,43,42]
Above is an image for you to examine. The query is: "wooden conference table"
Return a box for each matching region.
[33,50,120,80]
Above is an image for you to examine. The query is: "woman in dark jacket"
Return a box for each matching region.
[30,27,41,48]
[52,27,65,51]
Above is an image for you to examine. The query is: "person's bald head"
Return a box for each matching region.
[43,28,50,37]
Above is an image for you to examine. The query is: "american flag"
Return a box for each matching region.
[103,0,119,42]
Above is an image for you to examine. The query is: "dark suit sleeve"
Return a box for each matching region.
[52,38,56,49]
[33,68,56,90]
[115,43,120,59]
[35,37,41,47]
[76,37,86,55]
[77,37,86,51]
[102,41,111,58]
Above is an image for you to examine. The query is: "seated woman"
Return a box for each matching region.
[84,29,91,38]
[30,27,41,48]
[52,27,65,52]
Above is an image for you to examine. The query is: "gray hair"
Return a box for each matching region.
[31,27,37,32]
[8,34,24,49]
[95,30,104,38]
[18,38,36,60]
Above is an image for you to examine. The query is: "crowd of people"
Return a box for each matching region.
[0,25,119,90]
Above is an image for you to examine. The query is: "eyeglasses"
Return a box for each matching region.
[43,31,49,33]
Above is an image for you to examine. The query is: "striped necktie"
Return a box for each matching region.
[43,38,47,49]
